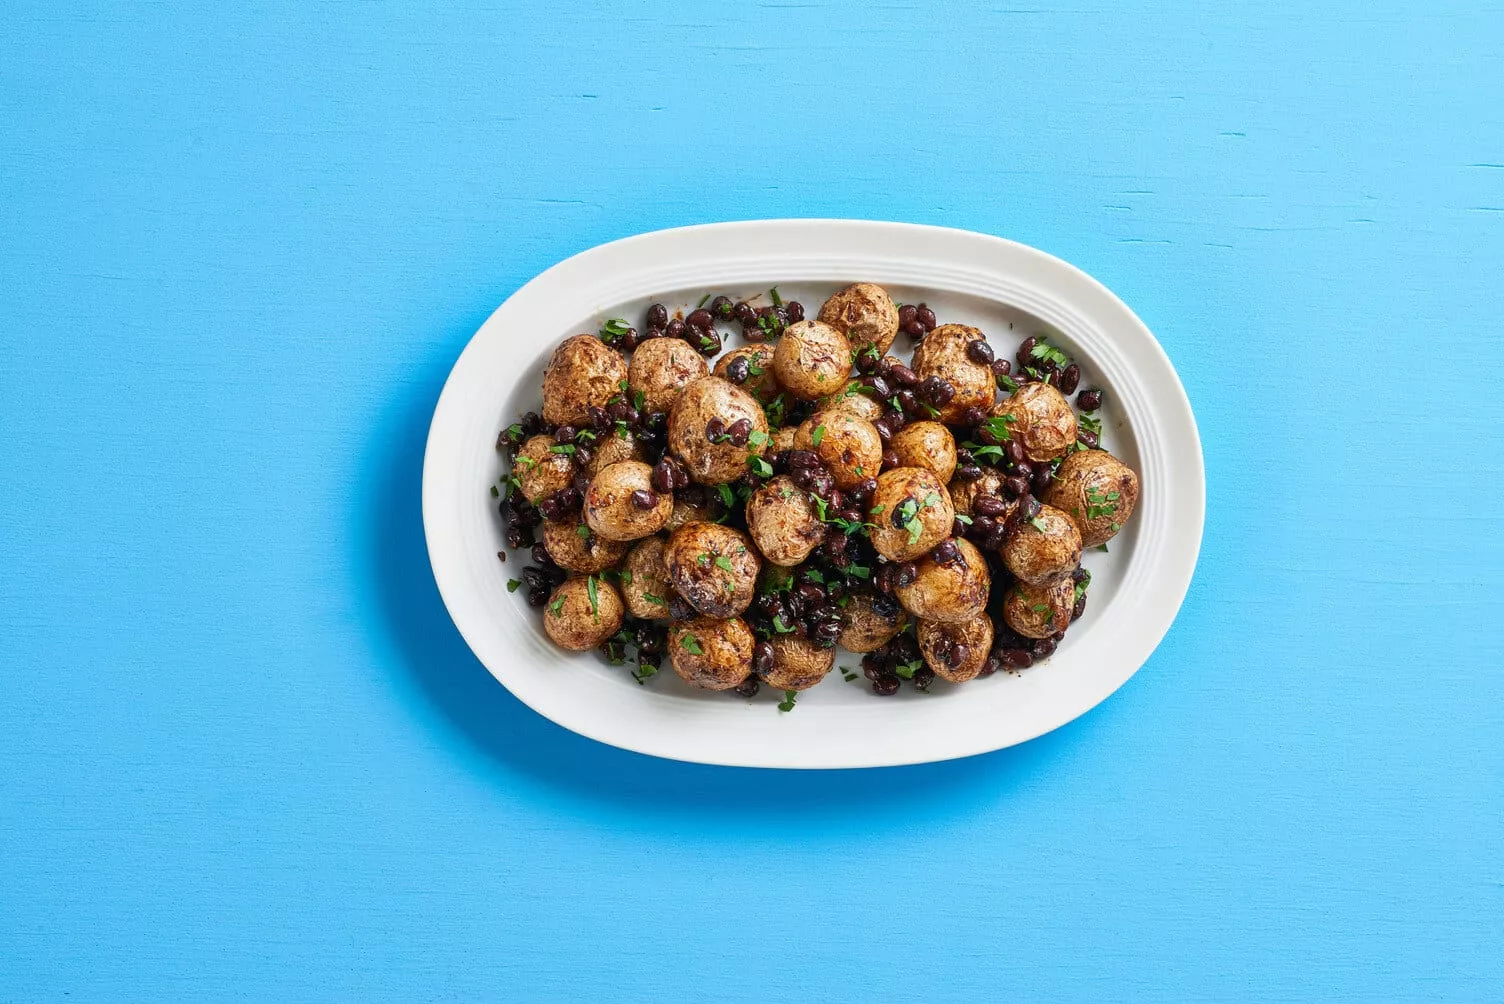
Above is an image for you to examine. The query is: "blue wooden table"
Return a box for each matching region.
[3,2,1501,1000]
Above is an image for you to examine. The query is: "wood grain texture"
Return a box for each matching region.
[2,0,1501,1000]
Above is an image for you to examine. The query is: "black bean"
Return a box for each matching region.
[651,459,676,494]
[918,376,954,407]
[521,411,544,434]
[915,304,937,330]
[959,405,986,427]
[852,477,878,501]
[809,471,835,500]
[710,295,734,321]
[784,301,805,322]
[872,675,901,696]
[813,621,842,647]
[854,343,881,374]
[640,327,664,342]
[573,444,593,467]
[1010,460,1034,479]
[912,666,936,690]
[786,449,819,469]
[1032,467,1055,495]
[630,489,658,510]
[932,539,961,565]
[1006,441,1026,464]
[1043,368,1059,387]
[881,408,906,430]
[898,304,918,327]
[1017,336,1038,367]
[903,319,926,339]
[978,654,1001,678]
[668,594,695,620]
[1000,647,1033,668]
[947,643,971,669]
[536,495,563,520]
[686,308,713,331]
[1030,637,1057,659]
[868,374,892,399]
[505,525,533,549]
[530,543,550,565]
[646,303,669,329]
[971,514,996,539]
[554,425,577,444]
[588,406,611,430]
[896,389,920,414]
[727,418,752,447]
[734,301,757,325]
[666,318,685,339]
[954,464,983,481]
[1077,388,1104,411]
[889,363,918,387]
[1018,495,1042,521]
[734,677,760,697]
[1072,596,1087,621]
[1059,363,1080,395]
[695,328,722,357]
[705,417,726,443]
[1078,430,1101,450]
[881,449,900,471]
[966,339,995,365]
[753,640,775,675]
[992,357,1012,377]
[1002,475,1028,499]
[875,564,897,594]
[895,562,918,588]
[873,419,892,443]
[974,495,1009,517]
[725,355,750,384]
[796,583,826,606]
[644,411,667,433]
[982,525,1007,550]
[526,585,550,607]
[607,401,636,423]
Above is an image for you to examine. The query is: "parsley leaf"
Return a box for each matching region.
[954,513,973,525]
[748,455,774,478]
[778,689,797,712]
[1029,337,1071,368]
[773,615,796,634]
[599,318,631,339]
[894,659,922,680]
[680,634,703,655]
[576,524,592,539]
[549,444,576,455]
[812,424,826,447]
[506,579,522,593]
[714,555,734,572]
[717,483,735,508]
[549,596,565,615]
[586,575,600,620]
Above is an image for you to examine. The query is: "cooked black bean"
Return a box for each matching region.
[895,562,918,588]
[651,459,675,494]
[630,489,658,510]
[855,343,881,374]
[918,376,954,407]
[734,301,757,325]
[1072,596,1087,621]
[709,295,733,321]
[1077,388,1103,411]
[974,495,1009,517]
[588,406,611,430]
[1059,363,1080,395]
[727,418,752,446]
[786,449,819,469]
[978,654,1000,678]
[784,301,805,322]
[873,419,892,443]
[573,444,594,467]
[753,640,775,675]
[1016,336,1038,367]
[896,389,919,414]
[505,525,533,549]
[932,539,961,565]
[898,304,917,327]
[872,675,901,696]
[965,339,994,365]
[1000,647,1033,668]
[991,357,1012,377]
[705,417,726,443]
[665,318,685,339]
[1030,637,1057,659]
[1018,495,1042,521]
[954,464,983,481]
[960,405,986,427]
[527,585,550,607]
[914,304,937,330]
[889,363,918,387]
[903,320,926,340]
[1005,441,1025,465]
[646,303,669,329]
[813,621,842,647]
[554,425,577,443]
[733,677,760,697]
[1032,467,1055,494]
[1010,460,1033,479]
[1078,430,1101,450]
[852,477,878,501]
[686,308,713,331]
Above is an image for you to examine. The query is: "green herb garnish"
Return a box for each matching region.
[1029,337,1071,368]
[778,689,797,712]
[714,555,734,572]
[680,634,703,655]
[811,424,826,447]
[549,444,576,455]
[506,579,521,593]
[748,455,774,478]
[768,287,783,307]
[586,575,600,620]
[599,318,631,340]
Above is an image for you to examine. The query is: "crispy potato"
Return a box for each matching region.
[1002,577,1074,639]
[772,320,853,400]
[894,537,991,622]
[910,324,995,423]
[511,434,575,505]
[664,522,761,618]
[771,426,797,454]
[667,376,770,485]
[628,337,708,414]
[794,409,882,489]
[584,428,645,477]
[620,537,674,620]
[713,344,780,402]
[917,613,993,683]
[541,517,630,574]
[838,591,910,653]
[889,421,956,482]
[817,283,901,355]
[664,495,714,533]
[583,460,672,542]
[760,634,836,691]
[867,467,954,562]
[744,475,826,567]
[818,381,886,423]
[996,382,1078,463]
[1041,449,1140,547]
[948,468,1007,518]
[669,616,754,690]
[542,575,625,651]
[541,335,628,427]
[1002,503,1082,584]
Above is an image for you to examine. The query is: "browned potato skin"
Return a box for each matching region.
[665,496,714,533]
[772,320,853,400]
[543,576,625,652]
[511,434,575,504]
[584,429,645,477]
[669,616,754,691]
[889,421,956,482]
[713,344,780,401]
[541,517,630,574]
[910,325,996,423]
[771,426,797,453]
[583,461,672,542]
[948,468,1008,519]
[1041,449,1140,548]
[760,634,836,691]
[867,467,954,563]
[838,592,910,653]
[664,522,761,618]
[667,376,770,485]
[620,537,673,620]
[1003,577,1074,639]
[895,537,991,623]
[744,476,825,567]
[541,335,628,427]
[917,614,994,683]
[1003,503,1082,584]
[794,409,882,489]
[628,337,708,414]
[818,381,885,423]
[998,382,1078,463]
[817,283,901,355]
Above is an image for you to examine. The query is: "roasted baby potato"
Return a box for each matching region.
[889,421,956,483]
[583,460,672,542]
[667,376,770,485]
[894,537,991,623]
[619,537,674,620]
[996,381,1078,463]
[628,336,708,414]
[541,334,628,427]
[772,320,853,400]
[838,591,910,653]
[867,467,954,563]
[910,324,995,423]
[917,613,994,683]
[669,616,754,690]
[1002,576,1074,639]
[744,475,826,567]
[794,409,883,489]
[511,434,575,505]
[817,282,901,355]
[1002,503,1082,584]
[543,575,625,651]
[664,521,761,618]
[541,516,630,574]
[1041,449,1140,548]
[759,634,836,691]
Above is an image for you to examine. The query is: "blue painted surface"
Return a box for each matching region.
[3,1,1501,999]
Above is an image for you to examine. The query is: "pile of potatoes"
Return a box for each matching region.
[501,282,1139,700]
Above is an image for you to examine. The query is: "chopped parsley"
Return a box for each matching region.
[549,596,565,616]
[576,524,592,539]
[1085,485,1119,520]
[894,659,922,680]
[954,513,973,525]
[549,444,576,455]
[680,634,703,655]
[1029,337,1071,368]
[777,689,797,713]
[1029,516,1049,533]
[599,318,631,340]
[632,663,658,684]
[1074,569,1092,603]
[772,614,796,634]
[490,485,499,497]
[643,592,668,607]
[747,429,770,448]
[846,564,871,578]
[841,667,859,682]
[980,414,1015,442]
[714,555,734,572]
[586,575,600,620]
[811,424,826,447]
[696,293,711,308]
[506,579,522,593]
[747,455,774,478]
[717,483,735,508]
[768,286,783,307]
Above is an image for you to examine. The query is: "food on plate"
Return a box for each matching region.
[493,286,1139,706]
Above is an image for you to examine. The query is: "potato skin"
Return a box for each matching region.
[584,429,645,477]
[948,468,1007,518]
[867,467,954,562]
[910,324,996,423]
[543,576,625,652]
[760,634,835,691]
[794,409,882,489]
[1041,449,1140,548]
[667,376,770,485]
[817,283,901,355]
[997,382,1078,463]
[541,517,630,574]
[664,522,761,618]
[917,614,994,683]
[772,320,853,400]
[713,344,780,401]
[669,616,754,691]
[620,537,674,620]
[1003,503,1082,584]
[541,335,628,426]
[744,476,825,567]
[665,495,714,533]
[1002,577,1074,639]
[894,536,991,623]
[818,381,885,423]
[629,336,708,414]
[511,434,575,505]
[771,426,798,454]
[838,591,910,653]
[889,421,956,482]
[583,461,672,542]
